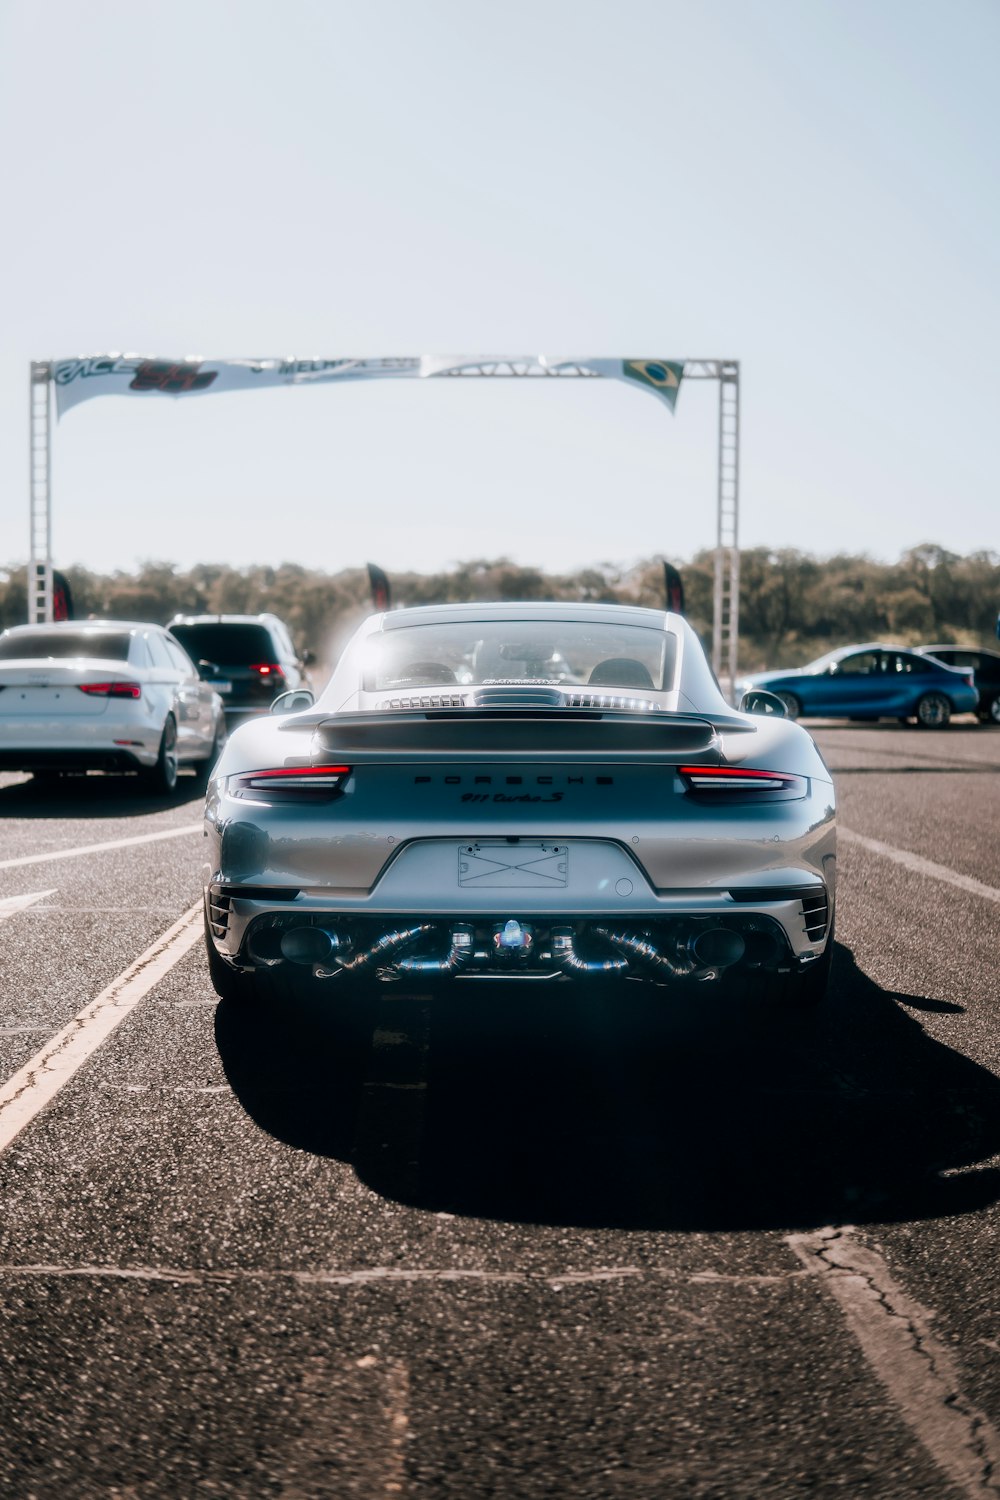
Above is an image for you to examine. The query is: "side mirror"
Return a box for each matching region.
[739,688,787,718]
[270,688,315,714]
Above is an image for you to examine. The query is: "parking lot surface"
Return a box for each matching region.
[0,723,999,1497]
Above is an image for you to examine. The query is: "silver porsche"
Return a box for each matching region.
[204,602,836,1004]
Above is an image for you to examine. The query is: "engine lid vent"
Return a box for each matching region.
[377,693,468,711]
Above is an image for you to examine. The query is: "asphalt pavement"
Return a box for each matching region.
[0,721,999,1498]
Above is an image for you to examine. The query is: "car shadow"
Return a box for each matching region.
[0,772,205,818]
[215,943,1000,1232]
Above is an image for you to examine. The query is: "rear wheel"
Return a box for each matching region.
[756,920,834,1008]
[764,951,832,1007]
[980,695,1000,725]
[205,916,261,1004]
[775,692,801,720]
[915,693,951,728]
[786,942,833,1005]
[207,947,368,1044]
[144,715,179,793]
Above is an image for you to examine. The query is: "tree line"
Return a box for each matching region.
[0,544,996,671]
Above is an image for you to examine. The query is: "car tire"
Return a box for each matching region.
[205,915,323,1007]
[775,692,801,720]
[143,715,179,793]
[762,930,834,1007]
[915,693,951,728]
[983,696,1000,725]
[789,941,833,1005]
[204,914,274,1006]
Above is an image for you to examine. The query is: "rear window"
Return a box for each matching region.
[364,620,676,693]
[0,629,131,661]
[169,624,275,665]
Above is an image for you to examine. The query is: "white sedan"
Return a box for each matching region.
[0,620,226,794]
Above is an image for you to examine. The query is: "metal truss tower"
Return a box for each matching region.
[29,361,54,627]
[711,362,740,692]
[26,355,741,692]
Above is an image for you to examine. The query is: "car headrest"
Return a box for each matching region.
[588,657,655,689]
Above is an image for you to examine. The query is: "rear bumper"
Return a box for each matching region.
[205,777,836,983]
[207,883,833,984]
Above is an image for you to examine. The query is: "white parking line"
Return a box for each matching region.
[840,827,1000,906]
[0,822,201,871]
[788,1227,1000,1498]
[0,902,203,1156]
[381,1362,410,1496]
[0,890,56,919]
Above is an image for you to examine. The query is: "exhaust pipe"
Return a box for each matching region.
[690,927,745,969]
[337,925,435,975]
[396,924,475,976]
[596,925,746,980]
[595,927,697,979]
[551,927,629,975]
[280,926,346,966]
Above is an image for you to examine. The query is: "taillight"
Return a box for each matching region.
[249,663,284,678]
[78,681,142,699]
[678,765,806,796]
[965,673,975,689]
[230,764,351,801]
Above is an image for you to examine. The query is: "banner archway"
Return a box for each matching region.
[28,354,740,687]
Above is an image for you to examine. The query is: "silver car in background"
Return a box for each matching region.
[0,620,226,793]
[205,603,837,1006]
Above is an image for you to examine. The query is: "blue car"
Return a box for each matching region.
[738,643,978,727]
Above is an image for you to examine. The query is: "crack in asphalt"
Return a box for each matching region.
[787,1226,1000,1496]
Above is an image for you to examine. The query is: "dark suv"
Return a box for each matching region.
[167,613,313,722]
[918,645,1000,724]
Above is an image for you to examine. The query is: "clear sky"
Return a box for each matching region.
[1,0,997,578]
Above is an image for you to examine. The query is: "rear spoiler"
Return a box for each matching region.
[307,708,724,757]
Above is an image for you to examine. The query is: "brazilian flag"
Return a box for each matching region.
[621,359,684,411]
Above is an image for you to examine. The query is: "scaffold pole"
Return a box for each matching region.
[28,362,53,625]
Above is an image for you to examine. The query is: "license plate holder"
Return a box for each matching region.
[458,843,569,889]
